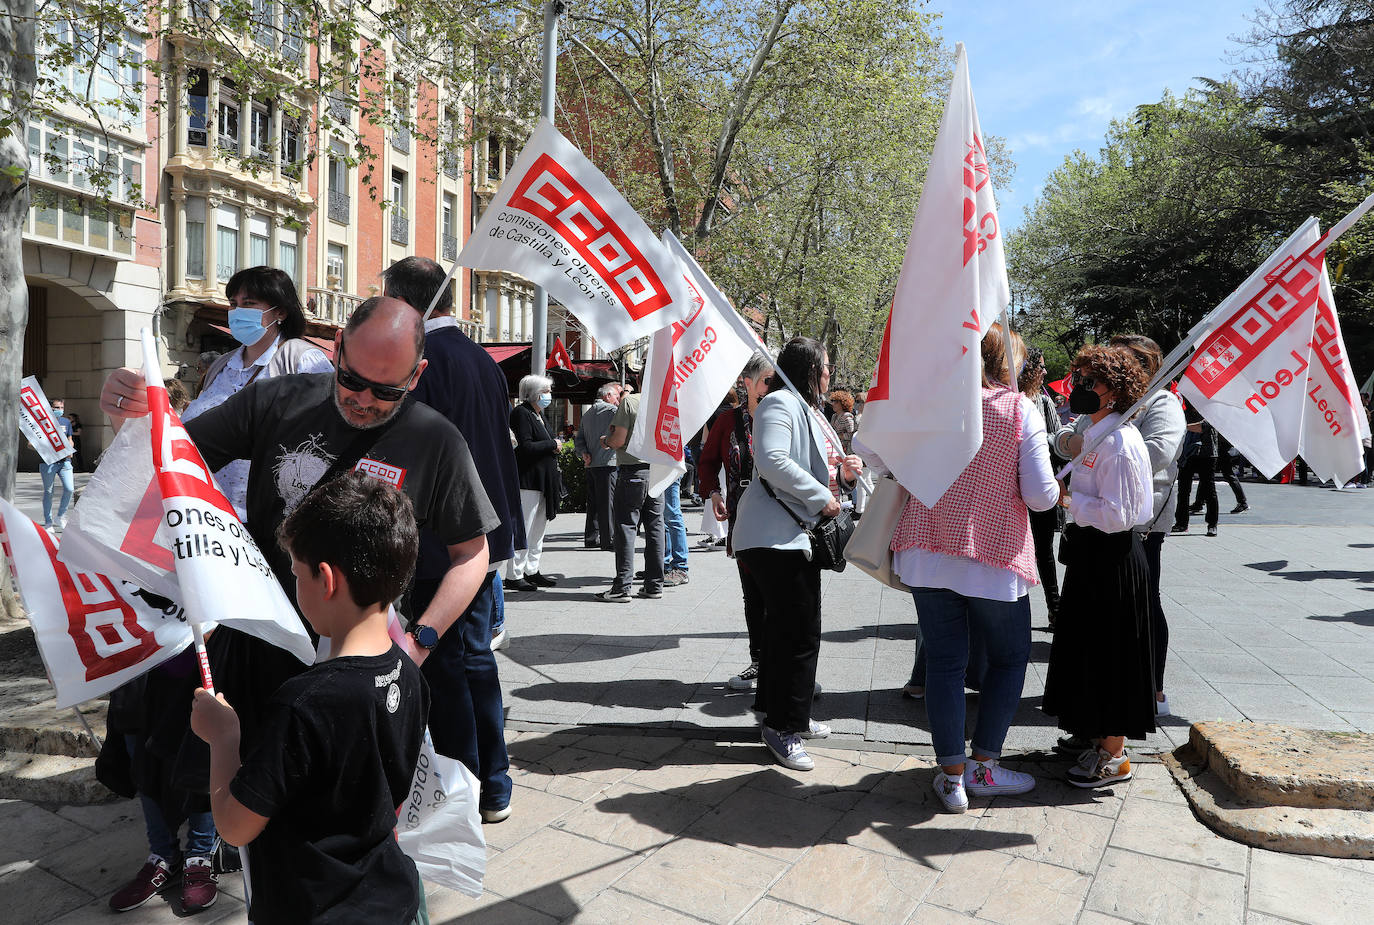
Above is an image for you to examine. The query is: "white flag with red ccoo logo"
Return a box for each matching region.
[60,331,315,673]
[457,118,694,350]
[1177,219,1370,483]
[856,43,1009,507]
[0,498,195,708]
[627,232,761,497]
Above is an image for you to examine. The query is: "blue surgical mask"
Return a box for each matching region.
[536,393,553,409]
[228,307,278,346]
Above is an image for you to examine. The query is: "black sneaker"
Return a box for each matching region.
[1231,503,1249,514]
[727,662,759,690]
[507,577,540,592]
[635,586,663,599]
[1206,526,1218,537]
[1053,733,1093,755]
[527,572,559,587]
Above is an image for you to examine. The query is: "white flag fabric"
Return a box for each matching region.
[1,498,194,708]
[61,332,314,665]
[856,43,1009,507]
[458,118,694,349]
[18,377,74,464]
[627,233,760,496]
[1178,220,1370,483]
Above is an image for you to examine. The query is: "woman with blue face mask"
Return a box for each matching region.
[507,374,562,592]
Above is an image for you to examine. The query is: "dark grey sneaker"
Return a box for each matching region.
[635,586,663,599]
[597,588,632,603]
[664,569,689,586]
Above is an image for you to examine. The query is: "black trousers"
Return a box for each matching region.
[1028,506,1061,615]
[1175,456,1217,529]
[583,466,617,549]
[737,557,766,664]
[1143,531,1168,692]
[736,547,821,734]
[1217,454,1247,505]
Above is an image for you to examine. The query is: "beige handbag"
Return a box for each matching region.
[843,474,910,590]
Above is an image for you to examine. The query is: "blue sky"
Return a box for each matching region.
[932,0,1262,231]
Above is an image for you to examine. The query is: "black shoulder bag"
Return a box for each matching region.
[759,478,853,572]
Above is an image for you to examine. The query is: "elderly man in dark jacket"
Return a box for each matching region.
[574,382,622,550]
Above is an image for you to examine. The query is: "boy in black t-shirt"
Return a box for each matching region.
[191,472,430,925]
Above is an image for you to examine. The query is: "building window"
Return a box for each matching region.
[327,242,345,289]
[41,21,143,125]
[390,169,408,244]
[487,135,500,181]
[216,204,239,281]
[249,213,269,267]
[277,226,297,275]
[281,114,302,178]
[217,93,240,151]
[188,69,209,147]
[327,140,349,223]
[442,193,456,261]
[185,196,206,279]
[249,101,271,159]
[250,0,274,47]
[282,6,305,62]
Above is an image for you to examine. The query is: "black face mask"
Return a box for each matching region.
[1068,383,1102,415]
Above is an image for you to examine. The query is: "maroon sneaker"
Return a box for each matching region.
[181,856,218,912]
[109,854,175,912]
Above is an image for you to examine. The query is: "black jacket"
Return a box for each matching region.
[510,401,561,519]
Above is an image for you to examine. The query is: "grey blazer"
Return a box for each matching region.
[732,390,837,555]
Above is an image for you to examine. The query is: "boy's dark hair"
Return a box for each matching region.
[277,471,419,609]
[382,256,453,316]
[226,266,307,340]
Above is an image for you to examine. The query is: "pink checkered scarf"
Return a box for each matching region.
[890,387,1038,584]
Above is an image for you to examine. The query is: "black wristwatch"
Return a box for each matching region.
[409,624,439,650]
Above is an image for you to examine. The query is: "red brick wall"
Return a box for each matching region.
[415,80,438,261]
[355,39,388,290]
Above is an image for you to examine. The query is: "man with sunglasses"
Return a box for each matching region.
[100,297,500,757]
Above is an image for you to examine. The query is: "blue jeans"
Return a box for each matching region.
[662,482,688,572]
[124,735,215,861]
[490,571,506,635]
[911,588,1031,766]
[414,572,512,811]
[40,459,74,525]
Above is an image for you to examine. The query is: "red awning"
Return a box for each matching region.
[483,344,529,364]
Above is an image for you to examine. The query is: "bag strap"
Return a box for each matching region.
[759,476,813,533]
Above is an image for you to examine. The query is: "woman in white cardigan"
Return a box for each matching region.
[733,337,863,772]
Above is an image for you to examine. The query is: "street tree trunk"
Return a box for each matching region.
[1,0,35,619]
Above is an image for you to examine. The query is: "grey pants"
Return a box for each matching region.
[613,464,664,593]
[584,466,617,549]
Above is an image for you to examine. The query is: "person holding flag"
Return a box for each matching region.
[1043,344,1156,789]
[862,327,1059,812]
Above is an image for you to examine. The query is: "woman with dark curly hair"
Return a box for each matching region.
[1043,343,1155,788]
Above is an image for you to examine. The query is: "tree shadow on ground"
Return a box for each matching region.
[1309,609,1374,627]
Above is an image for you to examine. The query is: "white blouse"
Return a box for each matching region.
[183,336,332,521]
[858,395,1060,603]
[1065,412,1153,533]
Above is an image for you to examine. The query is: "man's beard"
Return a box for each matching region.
[333,390,403,430]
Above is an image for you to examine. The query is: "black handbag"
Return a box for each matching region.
[760,477,854,572]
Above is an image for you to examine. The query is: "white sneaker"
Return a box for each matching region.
[1155,695,1170,716]
[491,626,508,651]
[800,719,830,739]
[964,759,1035,796]
[932,770,968,813]
[1066,747,1133,788]
[57,515,68,532]
[761,726,814,771]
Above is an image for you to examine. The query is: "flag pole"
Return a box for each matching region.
[530,1,565,373]
[1057,191,1374,480]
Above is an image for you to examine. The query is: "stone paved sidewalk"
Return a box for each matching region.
[7,730,1374,924]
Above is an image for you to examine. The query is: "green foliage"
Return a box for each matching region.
[557,441,587,513]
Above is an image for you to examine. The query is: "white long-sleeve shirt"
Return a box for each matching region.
[1066,412,1153,533]
[857,395,1060,602]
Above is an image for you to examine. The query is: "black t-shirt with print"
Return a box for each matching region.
[186,372,499,600]
[230,644,428,925]
[185,372,497,748]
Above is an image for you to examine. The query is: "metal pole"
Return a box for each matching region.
[531,1,563,374]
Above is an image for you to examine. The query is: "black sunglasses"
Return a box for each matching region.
[334,341,419,402]
[1071,371,1100,391]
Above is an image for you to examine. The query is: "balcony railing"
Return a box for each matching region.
[327,93,350,124]
[328,189,349,223]
[307,287,365,325]
[443,153,459,179]
[442,234,457,261]
[390,212,409,244]
[392,126,410,154]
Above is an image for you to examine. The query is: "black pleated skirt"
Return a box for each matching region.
[1042,524,1157,740]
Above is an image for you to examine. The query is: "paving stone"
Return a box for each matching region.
[1126,761,1190,806]
[0,865,92,922]
[0,802,90,867]
[567,888,707,924]
[826,790,980,872]
[737,896,848,924]
[1109,795,1249,873]
[479,784,583,852]
[683,786,844,862]
[551,781,709,852]
[926,852,1090,925]
[422,880,559,925]
[907,904,985,924]
[1083,848,1246,924]
[769,841,933,923]
[482,827,642,920]
[1247,849,1374,924]
[614,837,785,922]
[965,799,1115,874]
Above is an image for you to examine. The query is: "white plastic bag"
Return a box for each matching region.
[396,730,486,897]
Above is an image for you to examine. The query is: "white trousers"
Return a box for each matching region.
[508,488,548,579]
